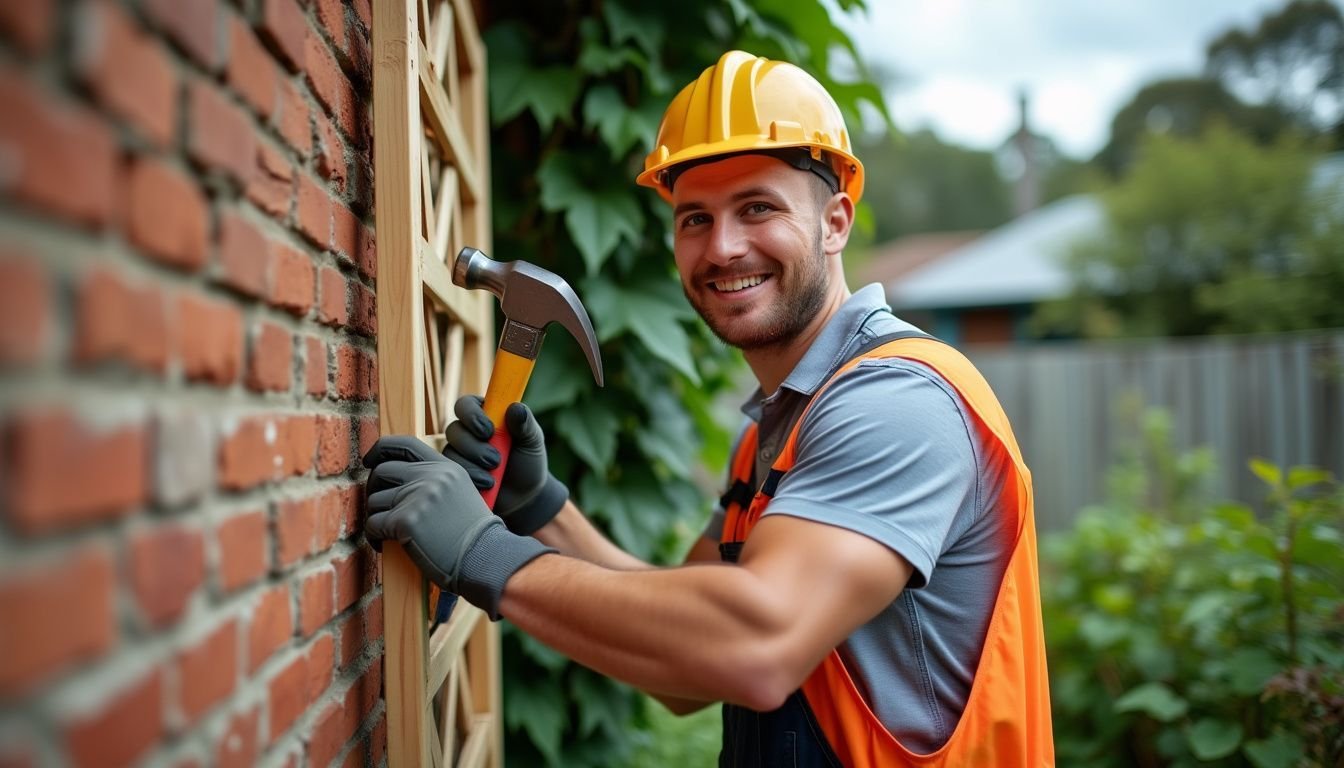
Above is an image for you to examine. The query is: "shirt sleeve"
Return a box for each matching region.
[761,359,981,588]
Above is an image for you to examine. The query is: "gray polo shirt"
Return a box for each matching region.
[703,284,1013,753]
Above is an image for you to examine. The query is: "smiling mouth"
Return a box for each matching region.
[711,274,768,293]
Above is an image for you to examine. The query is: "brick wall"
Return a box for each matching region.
[0,0,386,765]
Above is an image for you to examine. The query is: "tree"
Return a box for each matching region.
[1035,125,1344,339]
[478,2,888,764]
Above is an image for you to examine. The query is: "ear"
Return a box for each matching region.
[821,192,855,257]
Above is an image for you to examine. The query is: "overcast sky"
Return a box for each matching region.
[835,0,1342,158]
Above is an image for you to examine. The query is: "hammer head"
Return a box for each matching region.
[453,247,604,387]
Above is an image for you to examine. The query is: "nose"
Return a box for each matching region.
[704,216,749,267]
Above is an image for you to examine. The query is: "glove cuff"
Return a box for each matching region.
[458,520,555,620]
[503,476,569,536]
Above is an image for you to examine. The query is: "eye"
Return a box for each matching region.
[679,212,710,229]
[744,202,773,216]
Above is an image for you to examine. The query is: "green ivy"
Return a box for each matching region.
[480,1,886,764]
[1043,408,1344,766]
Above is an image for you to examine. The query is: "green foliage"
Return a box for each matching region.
[481,2,886,764]
[1035,124,1344,338]
[1042,407,1344,766]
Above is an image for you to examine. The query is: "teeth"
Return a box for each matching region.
[714,275,765,293]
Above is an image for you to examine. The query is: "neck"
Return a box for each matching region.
[744,285,850,396]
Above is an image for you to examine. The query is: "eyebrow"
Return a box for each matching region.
[672,186,783,219]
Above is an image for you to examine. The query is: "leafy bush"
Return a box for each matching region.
[1042,410,1344,766]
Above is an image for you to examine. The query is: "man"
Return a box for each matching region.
[363,51,1053,766]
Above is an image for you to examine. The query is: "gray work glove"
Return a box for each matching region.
[442,397,568,536]
[362,435,555,620]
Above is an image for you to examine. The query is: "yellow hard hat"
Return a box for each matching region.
[637,50,864,204]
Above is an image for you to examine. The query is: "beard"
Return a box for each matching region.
[683,228,830,352]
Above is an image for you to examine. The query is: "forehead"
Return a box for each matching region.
[669,154,808,207]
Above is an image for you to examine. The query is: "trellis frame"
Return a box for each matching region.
[372,0,502,765]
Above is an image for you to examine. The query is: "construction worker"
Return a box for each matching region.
[363,51,1053,766]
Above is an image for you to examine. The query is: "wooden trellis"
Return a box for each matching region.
[372,0,501,765]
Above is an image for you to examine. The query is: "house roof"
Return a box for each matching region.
[886,195,1104,311]
[852,231,984,288]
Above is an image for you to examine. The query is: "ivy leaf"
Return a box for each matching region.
[1248,458,1283,488]
[603,1,664,59]
[516,630,570,672]
[505,672,568,766]
[582,274,700,383]
[634,386,698,476]
[579,471,671,560]
[537,155,643,274]
[1243,730,1305,768]
[523,336,586,413]
[555,398,620,472]
[1222,647,1281,695]
[570,669,632,739]
[1114,682,1189,722]
[583,86,665,160]
[1186,718,1242,760]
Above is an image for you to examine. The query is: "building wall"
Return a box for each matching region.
[0,1,387,765]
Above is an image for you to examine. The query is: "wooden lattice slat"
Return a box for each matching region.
[373,0,501,765]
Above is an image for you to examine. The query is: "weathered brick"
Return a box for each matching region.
[247,321,293,393]
[370,711,386,767]
[296,173,331,249]
[227,14,278,118]
[130,524,205,628]
[347,18,371,90]
[217,415,281,491]
[217,210,270,299]
[0,69,117,228]
[331,201,359,265]
[0,255,48,365]
[355,224,375,280]
[333,548,371,614]
[314,0,345,54]
[247,585,292,672]
[216,509,267,593]
[276,79,311,158]
[336,611,361,669]
[352,0,371,30]
[305,336,328,398]
[317,267,347,327]
[365,594,383,643]
[178,291,244,385]
[215,707,260,768]
[73,0,176,147]
[128,157,210,271]
[357,416,379,461]
[304,30,357,137]
[267,652,308,740]
[316,416,350,476]
[5,409,146,534]
[0,547,115,696]
[307,633,335,700]
[270,243,316,315]
[299,567,334,637]
[337,485,363,538]
[63,669,163,768]
[275,496,318,567]
[285,414,317,476]
[75,268,169,373]
[258,0,306,71]
[307,663,381,768]
[154,408,213,507]
[0,0,55,55]
[314,110,347,192]
[176,619,238,724]
[143,0,220,70]
[349,281,375,337]
[188,80,257,186]
[335,345,375,400]
[247,142,294,222]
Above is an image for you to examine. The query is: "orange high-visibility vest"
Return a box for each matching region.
[719,337,1054,766]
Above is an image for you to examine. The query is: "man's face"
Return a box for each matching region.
[670,154,836,352]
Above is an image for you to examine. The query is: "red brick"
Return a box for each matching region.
[64,669,163,768]
[258,0,306,71]
[219,415,298,490]
[314,111,347,192]
[303,30,358,138]
[336,612,361,668]
[296,173,331,249]
[335,345,372,400]
[314,0,345,53]
[305,336,328,397]
[338,485,363,538]
[248,585,292,672]
[0,548,115,696]
[285,414,317,476]
[357,416,378,461]
[217,211,270,299]
[128,157,210,271]
[0,71,117,227]
[349,282,375,337]
[370,711,386,766]
[333,548,370,614]
[331,202,359,264]
[75,268,169,373]
[307,634,334,701]
[143,0,220,70]
[365,594,383,643]
[216,509,267,593]
[0,255,49,364]
[270,243,315,315]
[247,322,293,393]
[267,652,309,740]
[215,708,260,768]
[317,267,347,327]
[227,15,278,118]
[189,80,257,186]
[0,0,55,55]
[176,619,238,723]
[178,291,244,385]
[355,224,375,280]
[352,0,371,30]
[299,567,334,637]
[247,143,294,221]
[74,0,176,147]
[307,704,349,767]
[347,21,371,90]
[316,416,350,476]
[276,79,311,158]
[130,524,205,628]
[275,496,318,566]
[5,410,146,533]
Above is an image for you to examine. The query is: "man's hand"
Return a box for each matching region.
[362,435,555,620]
[442,397,568,535]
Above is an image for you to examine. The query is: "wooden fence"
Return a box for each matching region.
[967,331,1344,530]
